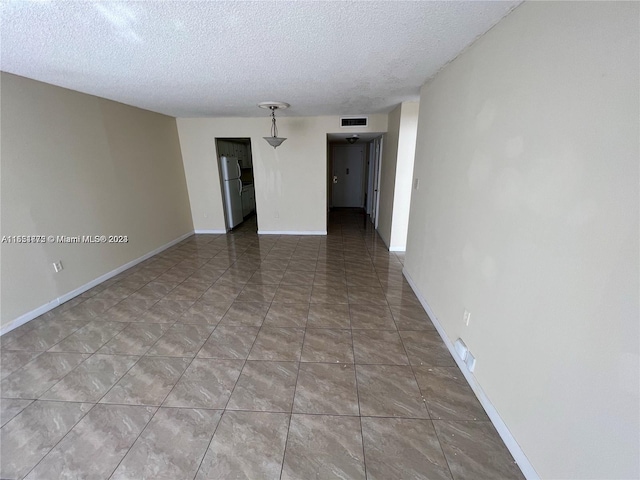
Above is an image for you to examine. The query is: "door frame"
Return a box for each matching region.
[215,137,255,231]
[368,136,384,228]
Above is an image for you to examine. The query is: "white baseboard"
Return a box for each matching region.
[402,267,540,480]
[194,229,227,234]
[0,231,195,336]
[389,246,406,252]
[257,230,327,235]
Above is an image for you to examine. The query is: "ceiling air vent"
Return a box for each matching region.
[341,116,368,128]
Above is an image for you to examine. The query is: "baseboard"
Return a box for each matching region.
[257,230,327,235]
[194,229,227,234]
[389,246,406,252]
[374,228,399,252]
[0,231,195,336]
[402,267,540,480]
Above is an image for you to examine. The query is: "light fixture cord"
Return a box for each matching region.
[271,107,278,138]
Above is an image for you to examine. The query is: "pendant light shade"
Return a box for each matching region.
[259,102,289,149]
[264,136,286,148]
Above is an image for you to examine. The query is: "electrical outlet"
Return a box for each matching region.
[413,178,420,190]
[463,309,471,326]
[53,261,63,273]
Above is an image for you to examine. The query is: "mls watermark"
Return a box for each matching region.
[1,235,129,244]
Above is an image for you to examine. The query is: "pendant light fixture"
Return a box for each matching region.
[258,101,290,148]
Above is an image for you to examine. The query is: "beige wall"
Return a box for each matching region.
[1,73,194,329]
[405,2,639,479]
[177,115,388,233]
[378,102,419,251]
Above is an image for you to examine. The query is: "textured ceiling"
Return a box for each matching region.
[1,1,520,117]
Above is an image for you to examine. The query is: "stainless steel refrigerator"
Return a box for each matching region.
[220,156,243,229]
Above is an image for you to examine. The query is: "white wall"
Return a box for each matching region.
[177,115,388,234]
[390,102,419,251]
[405,3,639,479]
[377,104,401,247]
[1,73,194,329]
[378,101,419,251]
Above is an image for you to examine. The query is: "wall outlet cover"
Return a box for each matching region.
[454,338,468,361]
[465,351,476,372]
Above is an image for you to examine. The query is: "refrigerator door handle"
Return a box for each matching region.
[238,179,243,195]
[237,161,242,179]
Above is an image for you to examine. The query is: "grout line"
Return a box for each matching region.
[9,397,469,421]
[190,272,272,478]
[279,326,305,479]
[105,404,161,479]
[346,241,370,479]
[392,303,456,476]
[430,418,458,479]
[19,399,100,479]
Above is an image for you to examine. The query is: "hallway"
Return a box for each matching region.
[1,211,523,479]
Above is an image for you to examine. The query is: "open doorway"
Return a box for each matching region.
[215,138,256,231]
[368,136,383,229]
[331,144,366,208]
[327,133,384,225]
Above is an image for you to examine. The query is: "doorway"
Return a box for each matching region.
[330,144,366,208]
[215,138,256,231]
[367,136,383,228]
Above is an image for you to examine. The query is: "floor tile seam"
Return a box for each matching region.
[3,316,92,352]
[190,404,226,480]
[407,363,483,423]
[393,319,435,421]
[44,321,131,356]
[219,290,277,412]
[0,393,25,406]
[104,403,163,480]
[349,296,368,480]
[2,397,91,408]
[278,321,308,479]
[86,349,166,408]
[101,272,168,319]
[219,383,354,416]
[18,396,103,480]
[34,349,145,403]
[186,300,235,360]
[0,398,36,429]
[429,415,458,479]
[98,295,151,323]
[136,315,182,357]
[214,407,450,420]
[0,326,35,348]
[366,228,459,480]
[19,347,116,404]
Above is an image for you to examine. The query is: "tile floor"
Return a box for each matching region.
[0,210,524,479]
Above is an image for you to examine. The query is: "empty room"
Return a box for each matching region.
[1,1,638,479]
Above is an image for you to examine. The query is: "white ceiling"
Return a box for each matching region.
[1,1,520,118]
